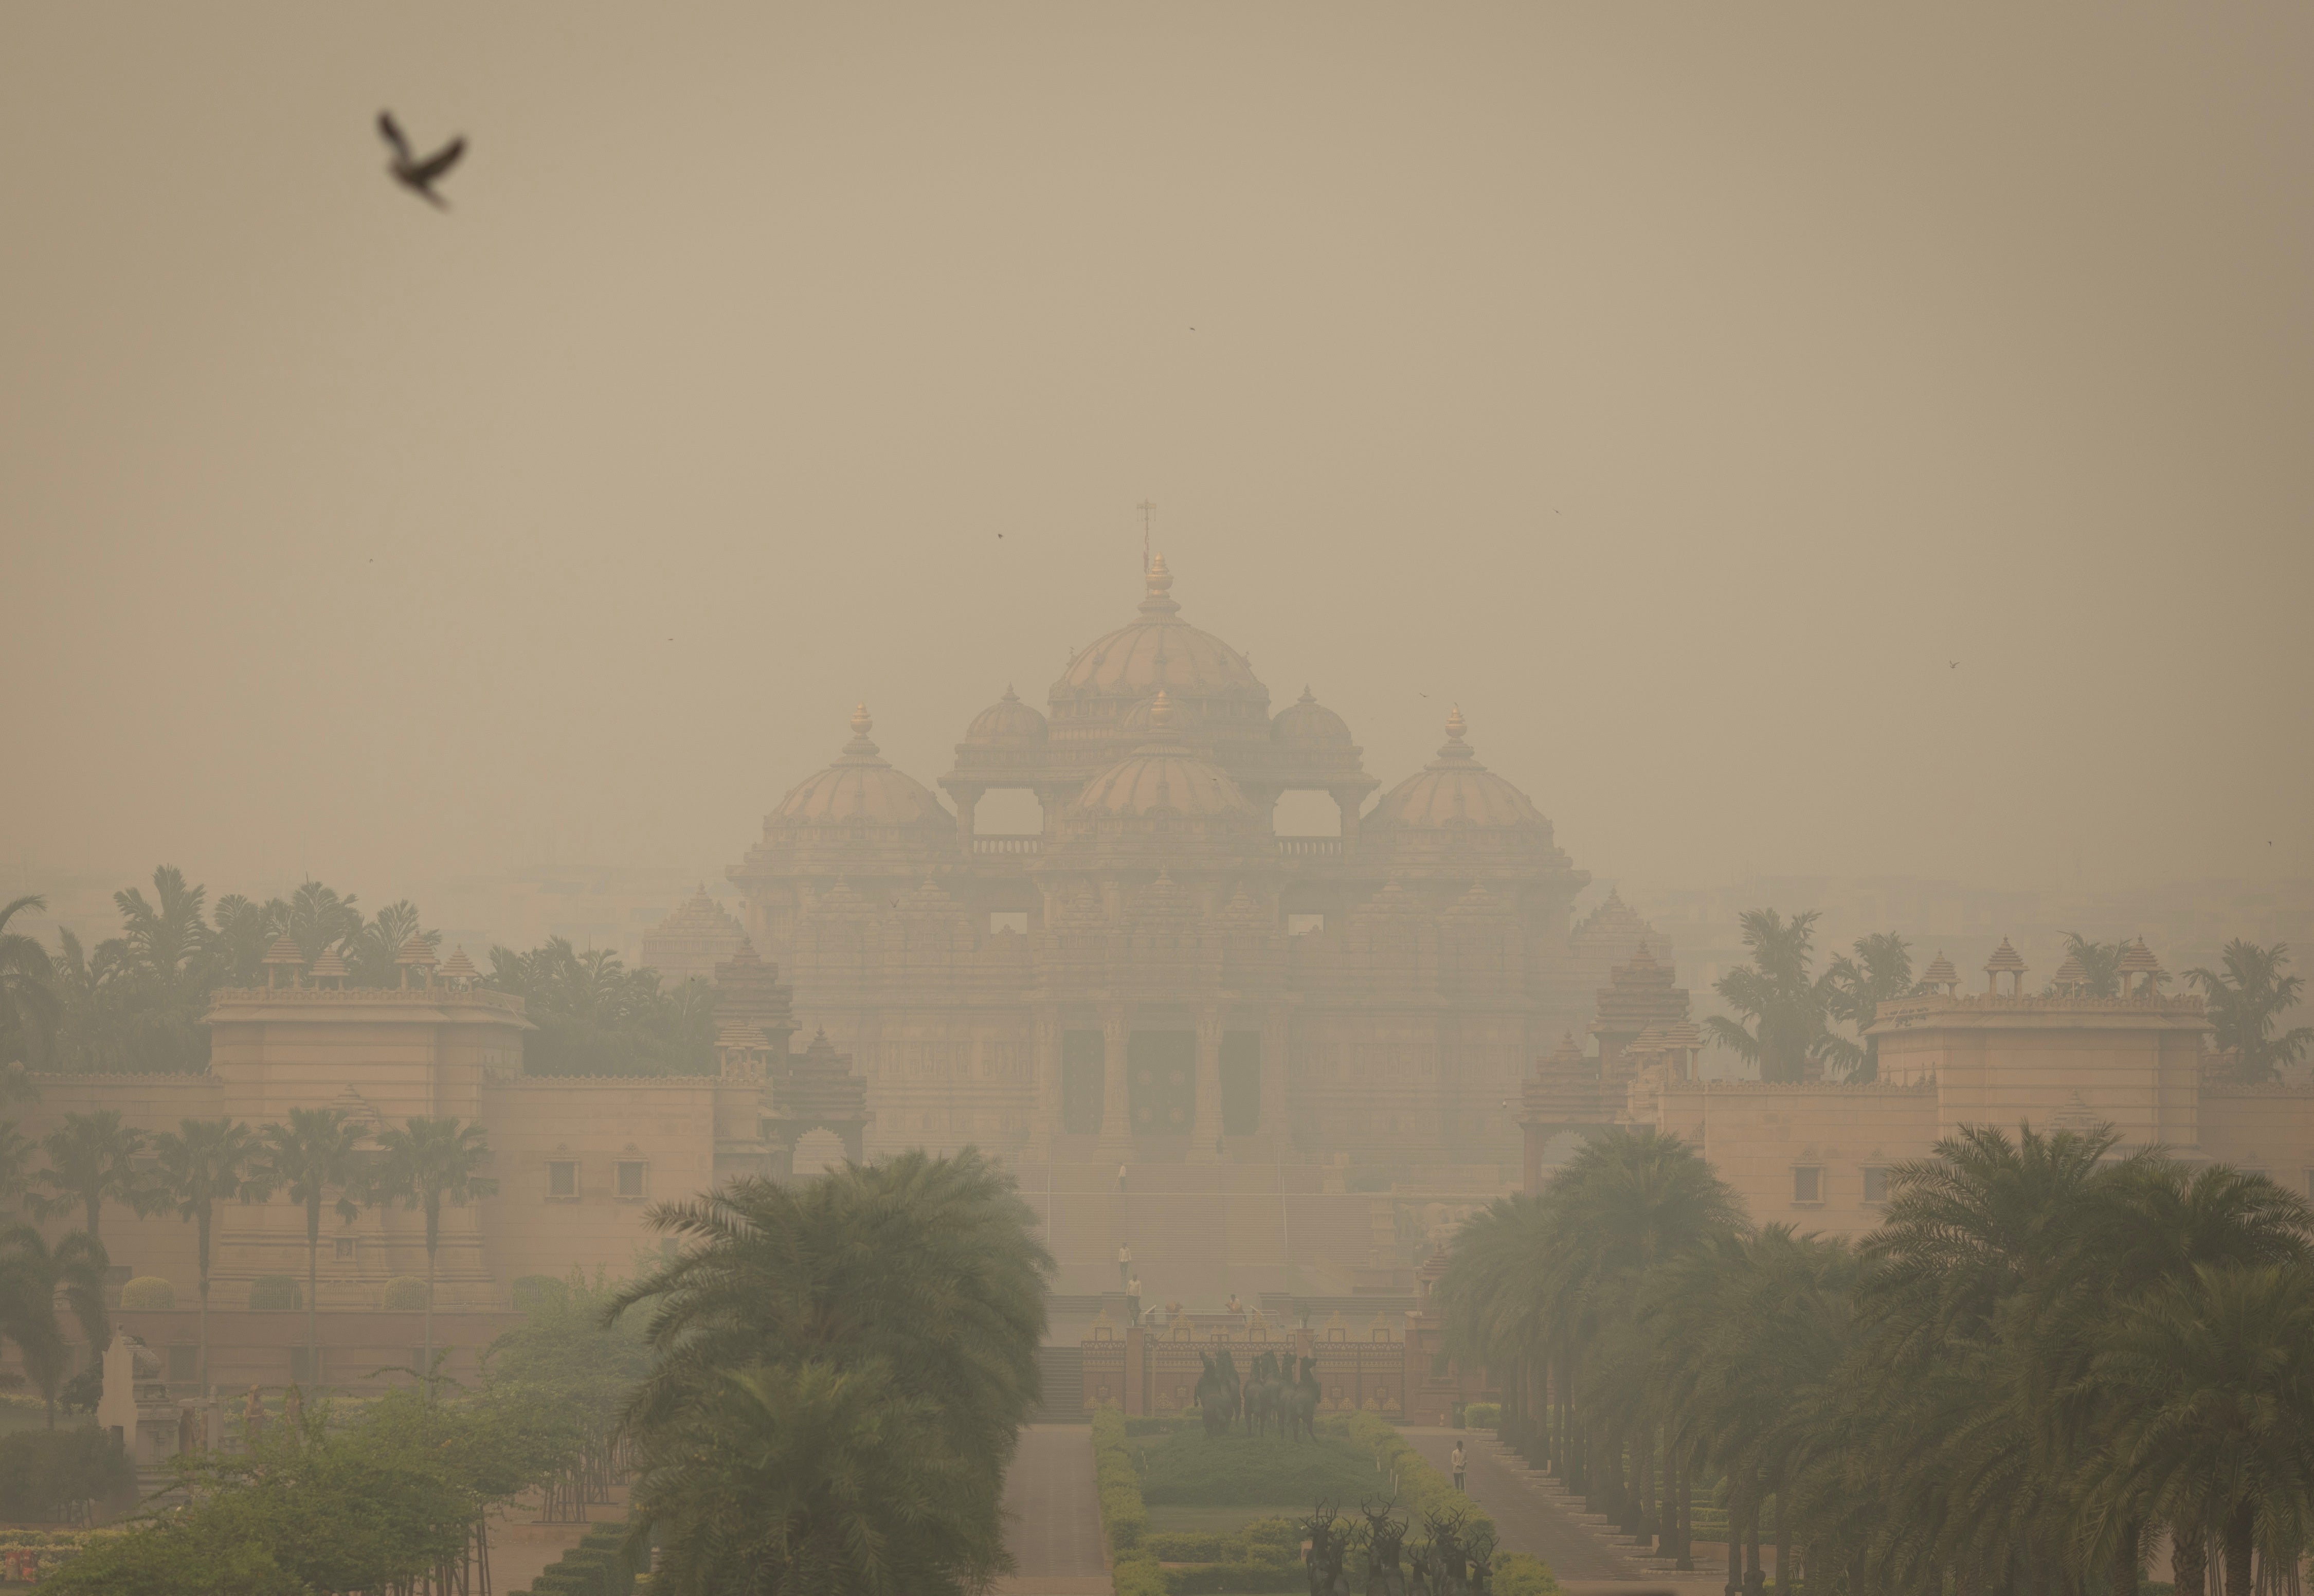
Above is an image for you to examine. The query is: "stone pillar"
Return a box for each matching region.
[1030,1005,1062,1150]
[1188,1006,1225,1162]
[1261,1005,1293,1148]
[1097,1002,1133,1158]
[951,785,983,844]
[1334,789,1362,848]
[1124,1324,1147,1416]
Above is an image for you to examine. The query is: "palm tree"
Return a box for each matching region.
[611,1149,1051,1590]
[2186,940,2313,1084]
[2090,1263,2314,1596]
[2059,933,2131,999]
[284,881,364,964]
[635,1357,994,1595]
[1704,909,1838,1083]
[0,1122,33,1215]
[150,1117,262,1396]
[1821,931,1913,1082]
[0,1224,110,1428]
[372,1117,497,1393]
[28,1110,157,1243]
[0,895,58,1069]
[257,1107,368,1383]
[347,902,438,988]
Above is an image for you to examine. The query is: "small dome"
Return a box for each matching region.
[964,686,1048,745]
[2118,940,2161,974]
[1072,691,1256,818]
[1273,687,1353,749]
[395,935,437,967]
[2053,954,2089,987]
[1052,556,1269,705]
[1985,938,2028,974]
[1923,953,1959,987]
[1368,709,1548,830]
[771,706,954,829]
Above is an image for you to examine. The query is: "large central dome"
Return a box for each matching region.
[1048,556,1270,744]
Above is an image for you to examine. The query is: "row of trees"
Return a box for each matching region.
[1440,1123,2314,1594]
[0,868,717,1075]
[1703,910,2309,1084]
[0,1105,496,1413]
[612,1147,1053,1595]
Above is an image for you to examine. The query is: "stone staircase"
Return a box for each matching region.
[1477,1436,1693,1579]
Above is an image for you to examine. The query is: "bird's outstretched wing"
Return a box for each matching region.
[413,138,466,184]
[377,111,412,161]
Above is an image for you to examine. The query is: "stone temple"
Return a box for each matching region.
[722,554,1617,1175]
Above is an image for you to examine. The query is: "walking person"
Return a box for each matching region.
[1451,1440,1467,1493]
[1118,1240,1133,1287]
[1117,1161,1128,1192]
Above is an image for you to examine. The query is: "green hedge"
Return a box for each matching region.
[1091,1406,1148,1552]
[1161,1564,1308,1593]
[1143,1521,1299,1565]
[1462,1401,1501,1429]
[520,1524,639,1596]
[1494,1550,1559,1594]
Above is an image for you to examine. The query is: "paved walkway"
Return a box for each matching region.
[997,1424,1110,1595]
[1404,1428,1650,1583]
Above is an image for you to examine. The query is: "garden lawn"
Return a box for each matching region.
[1135,1427,1386,1512]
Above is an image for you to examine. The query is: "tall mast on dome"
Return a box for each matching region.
[1136,498,1156,576]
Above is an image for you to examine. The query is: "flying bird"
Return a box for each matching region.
[1948,660,1960,669]
[378,112,466,208]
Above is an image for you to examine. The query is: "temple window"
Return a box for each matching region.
[1862,1167,1889,1205]
[616,1160,646,1200]
[1792,1166,1824,1205]
[334,1238,356,1261]
[548,1160,578,1200]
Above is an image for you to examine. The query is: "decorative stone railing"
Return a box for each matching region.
[207,985,528,1015]
[971,836,1043,855]
[1276,837,1344,860]
[1874,991,2205,1025]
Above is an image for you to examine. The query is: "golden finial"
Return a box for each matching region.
[1149,689,1177,733]
[1445,705,1467,741]
[850,704,873,736]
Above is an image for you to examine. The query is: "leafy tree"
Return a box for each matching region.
[0,896,59,1068]
[612,1149,1052,1593]
[347,901,439,989]
[207,893,292,987]
[0,1120,33,1214]
[150,1117,263,1396]
[0,1223,110,1427]
[255,1107,368,1382]
[2187,940,2313,1084]
[2059,932,2130,998]
[487,937,711,1074]
[28,1109,158,1243]
[283,880,364,964]
[1703,909,1840,1083]
[1821,931,1913,1082]
[371,1117,498,1394]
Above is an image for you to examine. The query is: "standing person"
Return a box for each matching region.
[1451,1440,1467,1493]
[1127,1274,1142,1320]
[1117,1162,1128,1192]
[1118,1240,1132,1287]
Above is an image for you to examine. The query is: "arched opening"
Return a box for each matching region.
[975,788,1044,835]
[1271,790,1341,836]
[792,1128,847,1176]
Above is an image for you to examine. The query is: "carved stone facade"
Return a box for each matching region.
[728,558,1611,1167]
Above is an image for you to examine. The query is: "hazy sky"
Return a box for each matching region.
[4,4,2310,905]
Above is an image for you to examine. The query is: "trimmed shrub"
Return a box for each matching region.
[1494,1550,1560,1595]
[381,1275,429,1311]
[1091,1405,1148,1551]
[1462,1401,1501,1429]
[1144,1526,1299,1566]
[511,1274,570,1315]
[1162,1565,1309,1593]
[249,1275,302,1311]
[119,1276,175,1310]
[1115,1554,1167,1596]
